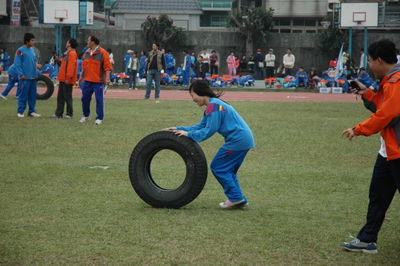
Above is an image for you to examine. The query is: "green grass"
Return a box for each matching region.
[0,96,399,265]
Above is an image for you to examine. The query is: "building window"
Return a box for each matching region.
[211,15,228,27]
[199,0,232,9]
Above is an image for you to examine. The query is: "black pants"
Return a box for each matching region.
[210,64,218,75]
[284,68,293,76]
[265,67,275,78]
[129,70,137,88]
[55,82,73,117]
[357,154,400,243]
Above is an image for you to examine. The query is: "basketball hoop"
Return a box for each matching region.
[353,12,366,25]
[54,9,68,23]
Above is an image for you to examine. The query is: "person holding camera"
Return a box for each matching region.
[341,39,400,254]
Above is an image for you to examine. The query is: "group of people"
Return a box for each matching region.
[1,33,112,125]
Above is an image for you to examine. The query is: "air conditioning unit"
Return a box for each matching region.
[327,0,340,12]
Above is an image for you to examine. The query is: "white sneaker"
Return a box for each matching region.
[128,87,132,90]
[95,119,102,125]
[0,94,7,100]
[155,100,160,104]
[79,116,89,123]
[64,115,72,119]
[134,88,138,90]
[28,112,41,117]
[17,113,24,118]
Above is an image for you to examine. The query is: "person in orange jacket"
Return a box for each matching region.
[341,39,400,254]
[51,38,78,118]
[79,35,112,125]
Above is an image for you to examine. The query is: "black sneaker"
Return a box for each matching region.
[341,238,378,254]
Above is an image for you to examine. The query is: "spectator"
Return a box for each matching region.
[39,61,54,76]
[226,51,236,76]
[145,43,165,102]
[127,51,139,90]
[164,50,175,76]
[0,48,10,71]
[357,67,374,88]
[209,50,218,75]
[124,50,133,74]
[182,50,191,85]
[359,48,366,69]
[283,48,295,76]
[265,48,275,78]
[52,38,78,119]
[14,33,42,118]
[139,50,147,79]
[397,49,400,64]
[295,67,308,87]
[198,55,208,78]
[234,56,240,75]
[254,48,264,80]
[238,55,248,74]
[79,35,112,125]
[308,67,320,89]
[77,53,83,81]
[200,50,210,74]
[329,58,337,68]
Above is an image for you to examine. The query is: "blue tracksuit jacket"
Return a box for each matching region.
[13,46,37,79]
[177,97,255,150]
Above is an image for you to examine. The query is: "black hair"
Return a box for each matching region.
[152,42,159,48]
[211,50,216,53]
[89,35,100,45]
[24,33,35,44]
[368,39,397,64]
[106,48,112,53]
[189,80,222,98]
[183,50,188,54]
[68,38,77,49]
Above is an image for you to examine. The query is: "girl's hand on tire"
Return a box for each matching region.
[174,130,188,137]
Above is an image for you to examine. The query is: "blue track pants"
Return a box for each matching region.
[17,79,37,114]
[81,81,104,120]
[210,147,249,202]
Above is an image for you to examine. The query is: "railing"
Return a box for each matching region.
[199,1,232,9]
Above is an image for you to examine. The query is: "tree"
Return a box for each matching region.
[141,14,186,49]
[317,26,346,57]
[228,8,274,57]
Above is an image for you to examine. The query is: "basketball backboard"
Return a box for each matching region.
[39,0,80,24]
[340,2,378,28]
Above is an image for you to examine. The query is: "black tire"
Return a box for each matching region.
[36,74,54,100]
[129,131,208,209]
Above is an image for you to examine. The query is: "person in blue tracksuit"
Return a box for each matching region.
[164,50,175,76]
[0,64,21,100]
[165,80,255,209]
[295,67,308,87]
[139,50,148,79]
[0,48,10,71]
[182,50,191,86]
[357,67,374,88]
[13,33,41,118]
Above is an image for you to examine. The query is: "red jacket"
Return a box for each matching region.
[58,49,78,84]
[354,65,400,160]
[82,46,112,83]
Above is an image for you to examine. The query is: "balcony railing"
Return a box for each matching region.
[199,1,232,9]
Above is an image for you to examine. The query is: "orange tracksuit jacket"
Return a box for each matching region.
[354,65,400,160]
[82,47,112,83]
[58,49,78,85]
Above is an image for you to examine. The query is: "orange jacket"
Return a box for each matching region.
[58,49,78,84]
[354,66,400,160]
[82,47,112,83]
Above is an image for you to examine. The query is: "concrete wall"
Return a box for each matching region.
[1,25,399,75]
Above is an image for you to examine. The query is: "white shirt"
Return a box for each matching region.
[360,53,366,68]
[265,53,275,67]
[283,54,295,68]
[379,136,387,158]
[397,55,400,64]
[109,53,115,65]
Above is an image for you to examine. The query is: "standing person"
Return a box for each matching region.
[0,64,21,100]
[51,38,78,119]
[0,48,10,71]
[265,48,276,78]
[165,80,255,208]
[127,51,139,90]
[283,48,295,76]
[341,39,400,254]
[182,50,191,86]
[14,33,42,118]
[254,48,264,80]
[106,48,115,83]
[238,55,248,75]
[200,50,210,75]
[226,51,236,76]
[164,50,175,76]
[359,48,366,69]
[145,43,165,103]
[124,50,133,74]
[139,50,148,79]
[79,35,112,125]
[209,50,218,75]
[396,49,400,64]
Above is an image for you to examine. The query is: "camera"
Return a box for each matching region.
[349,80,361,91]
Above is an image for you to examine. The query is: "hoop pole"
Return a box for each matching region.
[348,27,353,59]
[55,24,63,57]
[70,25,77,39]
[363,27,368,70]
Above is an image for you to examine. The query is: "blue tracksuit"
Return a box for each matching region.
[81,81,104,120]
[182,55,191,85]
[1,51,10,71]
[165,53,175,76]
[1,64,21,97]
[14,45,38,114]
[139,55,147,79]
[295,71,308,87]
[357,72,373,88]
[177,97,255,202]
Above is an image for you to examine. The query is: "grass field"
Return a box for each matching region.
[0,95,399,265]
